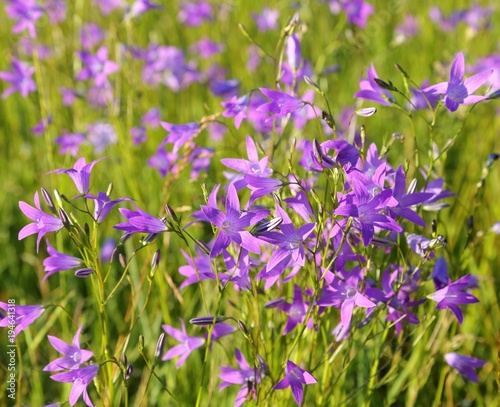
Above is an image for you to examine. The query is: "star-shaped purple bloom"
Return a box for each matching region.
[44,325,93,371]
[162,320,205,368]
[422,52,493,112]
[51,157,105,196]
[273,360,317,406]
[201,184,269,258]
[257,88,305,122]
[50,364,99,407]
[429,274,479,324]
[0,58,36,98]
[279,284,310,335]
[86,191,130,223]
[76,46,119,87]
[444,352,486,382]
[0,302,44,338]
[5,0,43,38]
[19,191,64,252]
[219,348,264,407]
[221,95,249,129]
[114,205,169,235]
[160,121,200,153]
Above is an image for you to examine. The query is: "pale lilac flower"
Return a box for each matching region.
[44,0,66,23]
[393,14,419,45]
[445,352,486,382]
[0,302,44,338]
[422,52,493,112]
[141,107,161,128]
[161,121,200,153]
[190,37,225,59]
[257,87,305,122]
[128,0,162,18]
[93,0,123,15]
[44,325,93,371]
[87,122,118,154]
[5,0,43,37]
[52,157,105,196]
[81,23,105,50]
[329,0,374,28]
[147,145,179,177]
[221,95,249,129]
[162,320,205,368]
[219,348,264,407]
[50,364,99,407]
[30,116,52,137]
[43,241,83,281]
[131,126,147,144]
[0,58,36,98]
[253,7,279,31]
[19,191,64,252]
[59,87,80,106]
[273,360,317,406]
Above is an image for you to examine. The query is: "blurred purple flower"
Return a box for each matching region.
[131,126,147,145]
[162,320,205,368]
[422,52,492,112]
[445,352,486,382]
[5,0,43,37]
[43,325,93,371]
[178,1,213,26]
[19,191,64,252]
[221,95,249,129]
[257,87,305,121]
[76,47,119,87]
[190,37,225,59]
[93,0,123,15]
[329,0,374,28]
[30,116,52,137]
[59,87,80,106]
[54,132,86,157]
[141,107,161,128]
[50,364,99,407]
[393,14,419,45]
[128,0,162,18]
[0,302,44,338]
[44,0,66,23]
[100,238,116,263]
[81,23,105,50]
[253,7,279,31]
[273,360,317,406]
[0,58,36,98]
[147,145,179,177]
[87,122,117,154]
[161,121,200,153]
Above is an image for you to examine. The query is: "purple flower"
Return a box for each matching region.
[5,0,43,38]
[201,184,269,257]
[44,0,66,23]
[54,132,86,157]
[162,320,205,368]
[43,241,83,281]
[279,285,310,335]
[0,58,36,98]
[445,353,486,382]
[19,191,64,252]
[0,302,44,338]
[190,37,225,59]
[131,126,147,145]
[178,249,216,288]
[147,145,178,177]
[273,360,317,406]
[422,52,493,112]
[114,205,169,235]
[141,107,161,128]
[219,348,264,407]
[52,157,105,196]
[128,0,163,18]
[50,364,99,407]
[329,0,374,28]
[81,23,105,50]
[253,7,279,31]
[76,47,119,87]
[44,325,93,371]
[30,116,52,137]
[178,1,213,26]
[257,88,305,122]
[429,274,479,324]
[354,63,395,106]
[221,95,249,129]
[160,121,200,153]
[86,191,130,223]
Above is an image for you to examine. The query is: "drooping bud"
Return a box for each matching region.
[58,208,71,229]
[75,268,94,278]
[374,78,397,91]
[142,233,158,246]
[41,187,56,214]
[189,316,226,326]
[486,153,499,169]
[124,364,133,380]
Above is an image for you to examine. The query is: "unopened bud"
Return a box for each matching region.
[264,298,286,309]
[154,332,165,363]
[486,153,499,169]
[138,335,144,352]
[355,107,377,117]
[119,253,127,268]
[251,217,283,236]
[196,239,211,256]
[53,189,63,207]
[125,364,133,380]
[58,208,71,228]
[41,188,56,214]
[106,183,113,197]
[84,223,90,237]
[150,250,160,278]
[121,353,127,366]
[467,215,474,230]
[322,110,335,129]
[395,63,409,78]
[237,320,249,335]
[257,354,270,376]
[75,268,94,278]
[431,219,437,236]
[164,204,179,222]
[142,233,158,245]
[189,316,226,326]
[304,75,320,90]
[374,78,397,91]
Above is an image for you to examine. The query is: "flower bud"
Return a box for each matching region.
[189,316,226,326]
[138,335,144,353]
[121,353,127,366]
[53,189,64,208]
[355,107,377,117]
[58,208,71,229]
[374,78,397,91]
[150,250,160,279]
[251,217,283,236]
[237,320,249,336]
[257,354,270,376]
[164,204,179,222]
[41,187,56,214]
[125,364,133,380]
[106,182,113,197]
[154,332,165,363]
[119,254,127,268]
[75,268,94,278]
[264,298,286,309]
[395,63,409,78]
